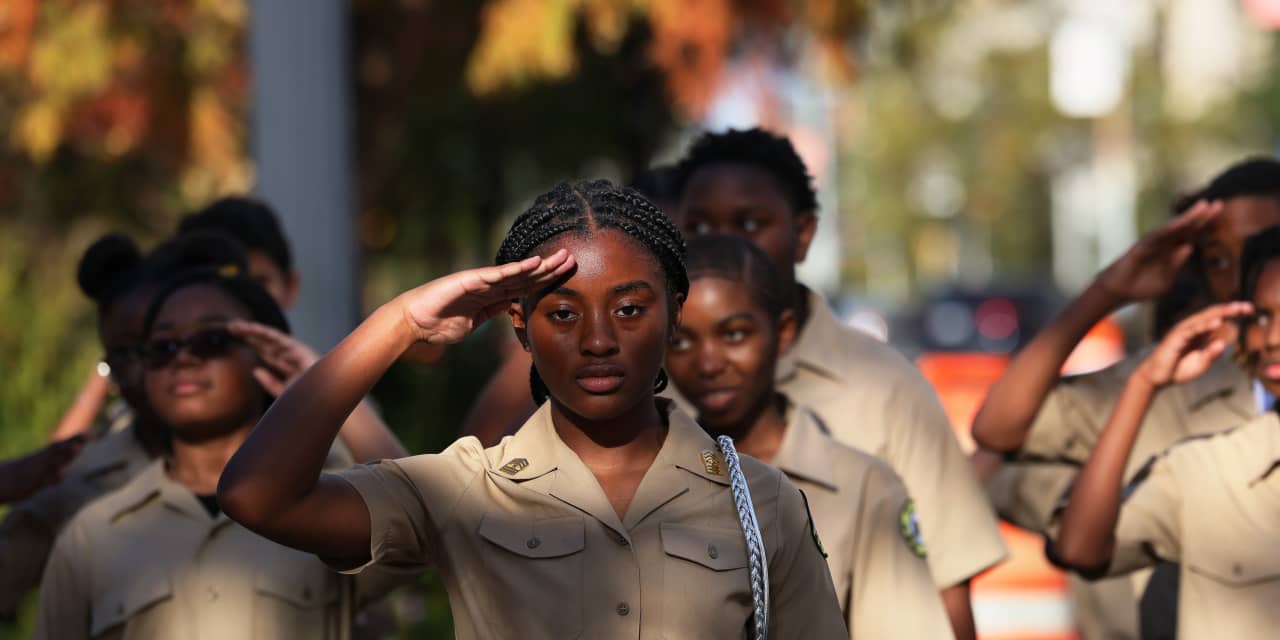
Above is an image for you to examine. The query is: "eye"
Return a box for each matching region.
[694,221,712,235]
[741,218,760,233]
[724,328,748,343]
[549,308,578,322]
[616,304,644,318]
[1205,254,1232,272]
[669,335,692,352]
[1254,312,1272,327]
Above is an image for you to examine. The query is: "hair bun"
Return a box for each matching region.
[77,233,143,304]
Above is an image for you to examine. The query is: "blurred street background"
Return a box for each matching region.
[4,1,1280,637]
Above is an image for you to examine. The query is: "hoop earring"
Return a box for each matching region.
[653,367,669,393]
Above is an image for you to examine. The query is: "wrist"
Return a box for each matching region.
[1082,277,1129,312]
[1129,363,1164,394]
[380,297,423,355]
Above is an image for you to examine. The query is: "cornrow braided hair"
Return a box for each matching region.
[673,127,819,216]
[496,179,689,404]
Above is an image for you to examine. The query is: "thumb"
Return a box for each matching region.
[252,367,287,397]
[1168,244,1194,270]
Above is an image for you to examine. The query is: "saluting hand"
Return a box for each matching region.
[398,250,576,346]
[227,321,321,397]
[1137,301,1252,388]
[1095,200,1222,303]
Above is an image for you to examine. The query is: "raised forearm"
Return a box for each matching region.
[1053,376,1155,569]
[220,302,414,524]
[972,282,1121,452]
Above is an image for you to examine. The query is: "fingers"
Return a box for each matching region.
[1165,301,1253,345]
[253,367,287,397]
[229,320,319,370]
[1163,199,1223,237]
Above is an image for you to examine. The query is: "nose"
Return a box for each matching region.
[579,309,619,357]
[171,343,203,368]
[695,341,728,378]
[1266,316,1280,350]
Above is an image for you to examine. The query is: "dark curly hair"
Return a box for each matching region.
[1173,157,1280,214]
[495,179,688,403]
[673,127,819,216]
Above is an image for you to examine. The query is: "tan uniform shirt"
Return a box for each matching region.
[1101,411,1280,640]
[776,289,1007,588]
[334,400,846,640]
[0,416,358,620]
[34,458,391,640]
[991,353,1253,639]
[0,420,150,617]
[773,403,954,639]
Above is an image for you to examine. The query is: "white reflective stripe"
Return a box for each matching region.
[973,591,1074,637]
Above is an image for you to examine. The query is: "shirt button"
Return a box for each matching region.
[616,602,630,616]
[707,544,719,560]
[526,537,541,549]
[207,587,219,602]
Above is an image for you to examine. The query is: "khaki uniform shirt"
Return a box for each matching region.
[34,457,390,640]
[776,289,1007,588]
[773,403,954,639]
[1102,411,1280,640]
[333,400,846,640]
[0,416,358,621]
[991,353,1253,639]
[0,420,150,617]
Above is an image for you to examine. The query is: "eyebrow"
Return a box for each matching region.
[614,281,653,295]
[717,312,757,326]
[151,313,232,332]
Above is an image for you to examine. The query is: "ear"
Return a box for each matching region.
[670,291,685,335]
[282,270,302,309]
[776,308,798,356]
[793,211,818,263]
[508,301,531,351]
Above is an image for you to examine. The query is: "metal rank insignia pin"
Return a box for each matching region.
[499,458,529,475]
[700,450,723,476]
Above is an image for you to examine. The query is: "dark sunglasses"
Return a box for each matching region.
[141,328,241,370]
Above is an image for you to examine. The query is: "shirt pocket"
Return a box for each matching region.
[475,513,586,639]
[91,572,173,638]
[1185,546,1280,587]
[253,558,342,639]
[659,522,752,639]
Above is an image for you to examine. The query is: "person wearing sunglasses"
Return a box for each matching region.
[34,267,405,639]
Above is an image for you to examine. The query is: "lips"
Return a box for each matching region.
[697,388,739,414]
[575,363,626,394]
[1262,360,1280,380]
[169,376,211,397]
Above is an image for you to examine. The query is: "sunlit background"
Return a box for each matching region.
[3,1,1280,637]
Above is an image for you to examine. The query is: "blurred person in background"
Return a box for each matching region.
[667,234,954,639]
[459,165,684,444]
[1049,225,1280,640]
[35,265,405,639]
[0,437,87,505]
[973,157,1280,638]
[672,127,1005,640]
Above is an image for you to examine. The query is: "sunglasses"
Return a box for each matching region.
[141,328,241,370]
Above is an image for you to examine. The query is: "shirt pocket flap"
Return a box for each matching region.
[660,523,749,571]
[91,572,172,636]
[255,563,339,609]
[477,514,585,559]
[1186,544,1280,587]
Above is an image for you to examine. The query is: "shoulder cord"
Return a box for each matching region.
[717,434,769,640]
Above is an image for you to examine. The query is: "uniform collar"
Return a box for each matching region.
[776,287,847,383]
[105,459,228,525]
[489,399,730,535]
[1181,351,1253,419]
[771,400,839,492]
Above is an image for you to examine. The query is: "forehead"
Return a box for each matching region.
[682,164,793,213]
[152,284,250,328]
[687,276,759,311]
[538,229,665,288]
[1210,196,1280,245]
[1254,260,1280,300]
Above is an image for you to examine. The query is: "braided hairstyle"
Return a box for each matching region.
[495,179,688,404]
[673,127,819,216]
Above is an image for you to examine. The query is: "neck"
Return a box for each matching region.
[549,396,667,472]
[791,281,811,332]
[711,393,788,464]
[167,420,254,495]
